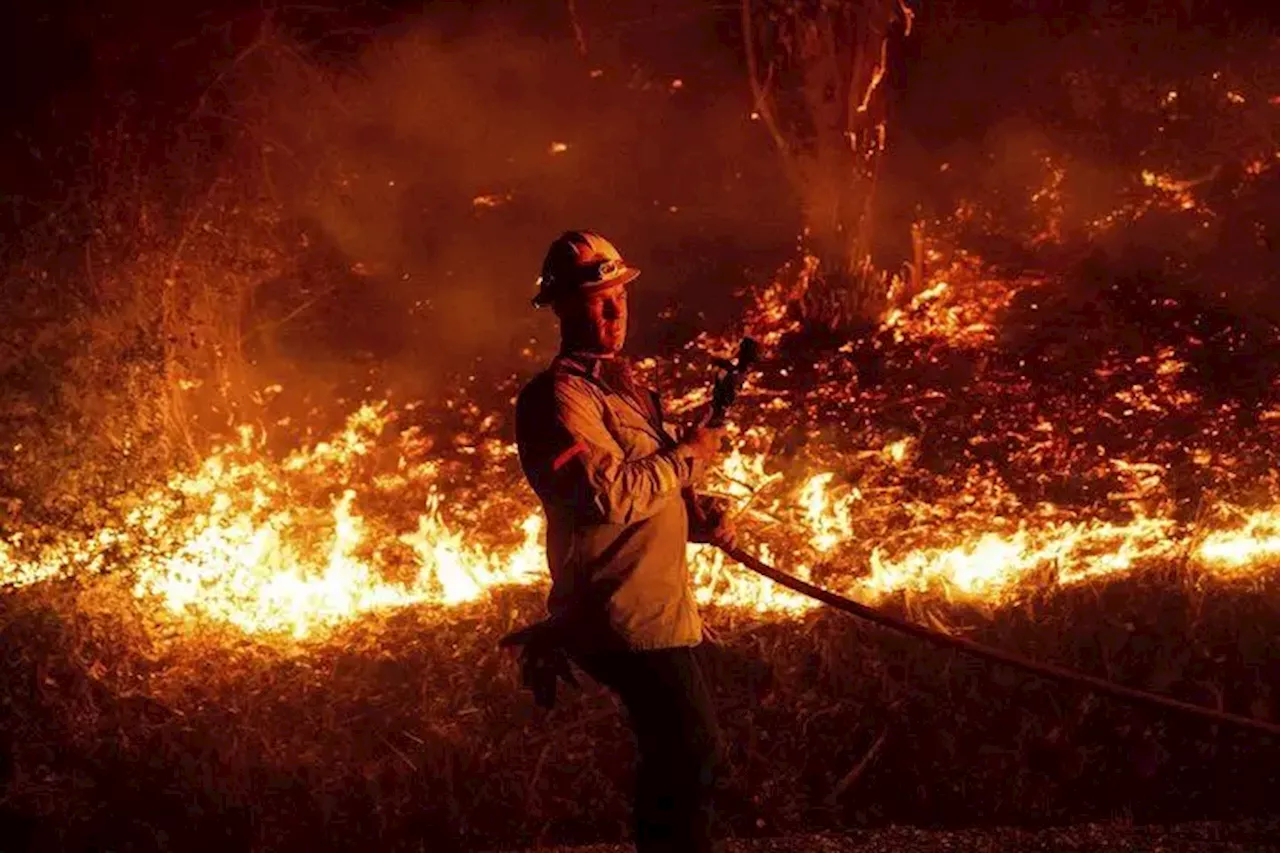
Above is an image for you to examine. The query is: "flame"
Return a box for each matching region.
[3,371,1278,636]
[5,222,1280,641]
[400,505,544,607]
[1199,510,1280,574]
[1,403,545,638]
[861,512,1178,600]
[881,255,1034,346]
[798,473,858,554]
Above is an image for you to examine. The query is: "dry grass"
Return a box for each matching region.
[1,560,1279,852]
[517,821,1280,853]
[1,12,1278,853]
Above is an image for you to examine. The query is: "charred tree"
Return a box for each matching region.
[742,0,913,328]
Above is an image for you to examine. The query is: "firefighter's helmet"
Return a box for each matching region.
[532,230,640,308]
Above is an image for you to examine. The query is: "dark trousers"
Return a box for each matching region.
[573,644,722,853]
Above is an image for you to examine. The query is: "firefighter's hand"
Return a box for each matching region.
[688,494,737,550]
[680,424,726,462]
[705,510,737,551]
[498,620,578,710]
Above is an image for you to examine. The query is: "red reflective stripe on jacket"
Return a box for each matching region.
[551,441,588,472]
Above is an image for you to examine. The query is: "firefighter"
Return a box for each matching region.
[509,230,734,853]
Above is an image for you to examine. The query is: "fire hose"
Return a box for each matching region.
[506,338,1280,737]
[719,542,1280,739]
[702,337,1280,740]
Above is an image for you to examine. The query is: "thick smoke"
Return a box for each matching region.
[232,7,795,398]
[882,6,1279,309]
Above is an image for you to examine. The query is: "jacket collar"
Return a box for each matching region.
[553,350,669,442]
[554,349,617,380]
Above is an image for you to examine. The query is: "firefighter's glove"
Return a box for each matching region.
[687,494,737,550]
[499,620,579,710]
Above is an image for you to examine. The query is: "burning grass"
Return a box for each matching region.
[5,234,1280,848]
[9,247,1280,633]
[3,558,1280,851]
[2,27,1280,849]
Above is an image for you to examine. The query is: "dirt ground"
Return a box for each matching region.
[516,820,1280,853]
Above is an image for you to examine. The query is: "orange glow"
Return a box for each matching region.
[5,182,1280,639]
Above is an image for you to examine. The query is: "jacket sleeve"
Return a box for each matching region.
[534,380,699,526]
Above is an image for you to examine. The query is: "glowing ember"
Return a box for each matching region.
[473,193,513,209]
[1141,170,1201,211]
[4,244,1280,640]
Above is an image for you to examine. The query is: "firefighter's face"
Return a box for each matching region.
[557,284,628,354]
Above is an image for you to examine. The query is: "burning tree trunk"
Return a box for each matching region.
[742,0,913,327]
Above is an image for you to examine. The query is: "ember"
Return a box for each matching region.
[3,2,1280,849]
[5,226,1280,638]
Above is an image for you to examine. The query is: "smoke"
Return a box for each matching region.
[227,8,795,398]
[12,0,1275,431]
[880,5,1279,315]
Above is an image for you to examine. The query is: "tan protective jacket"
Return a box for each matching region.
[515,352,706,650]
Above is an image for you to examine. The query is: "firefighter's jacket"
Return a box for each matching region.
[515,351,707,650]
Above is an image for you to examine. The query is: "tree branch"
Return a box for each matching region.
[741,0,795,171]
[566,0,588,56]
